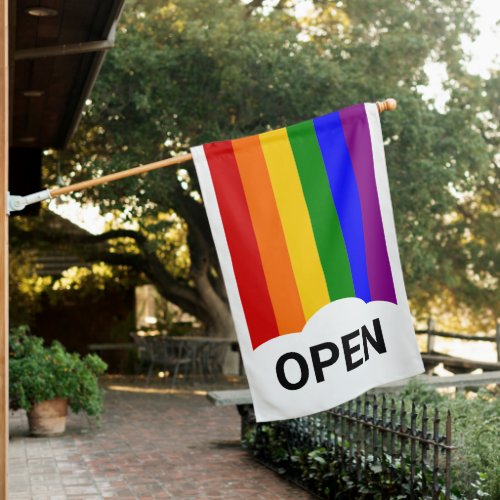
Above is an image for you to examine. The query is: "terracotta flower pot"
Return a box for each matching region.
[27,397,68,436]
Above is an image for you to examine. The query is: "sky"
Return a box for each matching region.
[423,0,500,107]
[464,0,500,77]
[51,0,500,234]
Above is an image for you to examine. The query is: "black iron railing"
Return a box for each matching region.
[245,394,453,499]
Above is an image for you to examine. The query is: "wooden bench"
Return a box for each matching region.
[207,389,254,439]
[207,371,500,432]
[208,389,252,407]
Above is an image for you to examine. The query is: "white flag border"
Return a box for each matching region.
[365,103,411,310]
[191,105,422,421]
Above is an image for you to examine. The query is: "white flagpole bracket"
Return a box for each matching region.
[7,189,52,215]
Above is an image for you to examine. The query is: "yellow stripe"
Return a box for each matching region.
[259,128,330,320]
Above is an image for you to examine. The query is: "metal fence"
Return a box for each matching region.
[248,394,453,499]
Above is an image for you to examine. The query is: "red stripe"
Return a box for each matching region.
[204,141,280,349]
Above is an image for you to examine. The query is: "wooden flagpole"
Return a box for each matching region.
[49,98,397,199]
[51,154,194,197]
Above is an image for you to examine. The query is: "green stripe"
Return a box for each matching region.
[287,120,355,300]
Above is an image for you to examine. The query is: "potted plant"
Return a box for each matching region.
[9,326,107,436]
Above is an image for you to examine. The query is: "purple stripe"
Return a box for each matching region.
[339,104,397,304]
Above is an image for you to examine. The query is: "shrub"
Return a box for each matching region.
[9,326,108,418]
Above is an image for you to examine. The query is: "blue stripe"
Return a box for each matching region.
[313,112,371,302]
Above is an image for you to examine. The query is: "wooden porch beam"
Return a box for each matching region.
[0,0,9,496]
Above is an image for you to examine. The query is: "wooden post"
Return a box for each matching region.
[496,322,500,362]
[0,0,9,496]
[426,317,435,354]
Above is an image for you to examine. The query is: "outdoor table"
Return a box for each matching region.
[130,333,240,380]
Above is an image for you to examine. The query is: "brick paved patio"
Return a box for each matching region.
[9,378,311,499]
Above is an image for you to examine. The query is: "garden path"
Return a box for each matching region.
[9,377,310,499]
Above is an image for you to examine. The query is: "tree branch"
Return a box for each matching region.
[10,224,146,249]
[89,251,147,269]
[86,245,211,323]
[91,229,147,245]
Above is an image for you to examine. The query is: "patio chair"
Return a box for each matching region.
[159,337,193,386]
[130,333,192,386]
[202,342,229,380]
[130,332,154,374]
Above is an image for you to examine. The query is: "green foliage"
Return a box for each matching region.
[45,0,498,329]
[400,378,446,406]
[8,249,52,327]
[9,326,107,417]
[443,390,500,499]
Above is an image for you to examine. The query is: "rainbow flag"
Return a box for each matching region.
[192,103,423,421]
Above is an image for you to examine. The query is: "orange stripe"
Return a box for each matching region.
[232,135,306,335]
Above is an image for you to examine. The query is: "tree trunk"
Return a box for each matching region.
[195,272,236,339]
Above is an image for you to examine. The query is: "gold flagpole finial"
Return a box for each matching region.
[376,98,397,113]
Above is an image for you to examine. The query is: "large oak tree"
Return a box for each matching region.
[32,0,498,334]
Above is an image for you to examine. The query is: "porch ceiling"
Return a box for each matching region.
[10,0,125,149]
